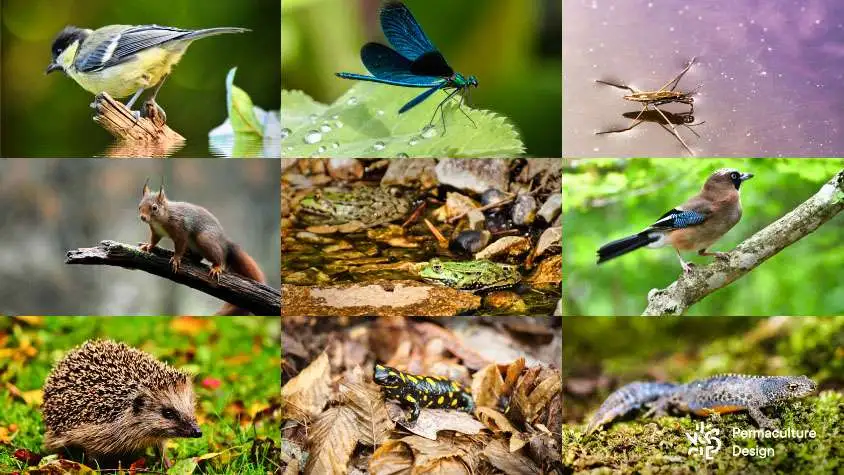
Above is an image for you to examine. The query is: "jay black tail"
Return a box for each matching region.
[597,232,660,264]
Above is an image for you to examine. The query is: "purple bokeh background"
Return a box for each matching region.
[564,0,844,157]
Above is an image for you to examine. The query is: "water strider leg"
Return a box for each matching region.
[662,56,697,92]
[596,119,644,135]
[595,80,638,95]
[654,106,695,156]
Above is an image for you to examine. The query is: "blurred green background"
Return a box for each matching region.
[563,158,844,316]
[281,0,561,157]
[0,0,280,157]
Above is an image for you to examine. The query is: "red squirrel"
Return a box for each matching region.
[137,181,265,315]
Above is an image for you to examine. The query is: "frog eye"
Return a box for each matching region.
[432,262,443,272]
[788,383,799,391]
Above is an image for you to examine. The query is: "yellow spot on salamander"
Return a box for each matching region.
[425,377,437,385]
[437,395,445,405]
[396,372,406,382]
[407,375,418,384]
[405,395,416,403]
[451,382,460,391]
[448,391,453,399]
[450,398,458,407]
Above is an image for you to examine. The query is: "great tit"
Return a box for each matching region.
[46,24,249,114]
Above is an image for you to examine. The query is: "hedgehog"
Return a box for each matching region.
[41,339,202,468]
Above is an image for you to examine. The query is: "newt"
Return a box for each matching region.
[585,374,816,435]
[373,364,475,423]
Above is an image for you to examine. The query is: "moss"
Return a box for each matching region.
[563,391,842,473]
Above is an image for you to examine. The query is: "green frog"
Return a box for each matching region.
[297,186,413,233]
[418,258,521,292]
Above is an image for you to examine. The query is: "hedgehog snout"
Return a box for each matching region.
[187,421,202,438]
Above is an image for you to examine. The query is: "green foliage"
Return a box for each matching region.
[0,317,279,474]
[281,84,524,158]
[563,158,844,316]
[208,68,281,158]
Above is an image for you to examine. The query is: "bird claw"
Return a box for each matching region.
[681,262,696,274]
[713,252,730,260]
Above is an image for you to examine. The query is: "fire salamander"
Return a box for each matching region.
[373,364,475,423]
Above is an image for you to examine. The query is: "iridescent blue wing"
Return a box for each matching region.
[651,209,707,229]
[398,83,447,113]
[380,2,435,60]
[341,42,444,87]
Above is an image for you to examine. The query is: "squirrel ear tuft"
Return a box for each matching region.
[142,177,150,197]
[156,182,166,203]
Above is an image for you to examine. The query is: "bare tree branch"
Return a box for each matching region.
[66,240,280,315]
[92,92,185,143]
[643,168,844,316]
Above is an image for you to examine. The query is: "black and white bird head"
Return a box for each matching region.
[46,26,91,74]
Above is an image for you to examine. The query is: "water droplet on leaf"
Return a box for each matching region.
[304,130,322,144]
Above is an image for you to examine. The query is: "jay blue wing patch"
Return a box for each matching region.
[76,25,192,72]
[651,208,707,229]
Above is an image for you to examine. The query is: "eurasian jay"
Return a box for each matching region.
[597,168,753,272]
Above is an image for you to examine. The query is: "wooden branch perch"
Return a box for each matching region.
[66,240,280,316]
[92,92,185,143]
[643,168,844,316]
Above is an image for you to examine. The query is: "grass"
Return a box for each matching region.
[0,316,280,474]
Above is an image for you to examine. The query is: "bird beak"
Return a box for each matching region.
[739,172,754,181]
[45,62,63,74]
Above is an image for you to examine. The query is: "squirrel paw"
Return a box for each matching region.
[209,265,224,282]
[139,243,154,253]
[169,256,182,273]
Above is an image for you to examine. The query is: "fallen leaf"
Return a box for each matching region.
[306,406,358,475]
[281,352,331,422]
[339,377,393,447]
[471,364,504,409]
[482,438,540,475]
[369,440,414,475]
[386,403,484,440]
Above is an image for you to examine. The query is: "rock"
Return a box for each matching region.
[483,291,527,314]
[526,254,562,287]
[475,236,531,260]
[282,281,481,316]
[382,158,438,188]
[326,158,364,181]
[435,159,510,194]
[512,194,538,226]
[538,193,562,224]
[534,227,562,258]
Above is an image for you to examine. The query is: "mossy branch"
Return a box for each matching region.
[92,92,185,143]
[65,240,280,315]
[643,168,844,316]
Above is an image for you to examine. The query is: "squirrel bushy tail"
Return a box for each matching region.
[215,243,266,316]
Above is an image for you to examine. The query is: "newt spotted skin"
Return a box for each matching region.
[373,364,475,423]
[585,374,816,435]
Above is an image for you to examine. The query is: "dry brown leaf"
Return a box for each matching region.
[282,352,331,423]
[482,438,540,475]
[401,433,479,474]
[471,363,504,409]
[475,407,517,435]
[386,403,484,440]
[509,433,527,452]
[306,406,358,475]
[412,323,490,370]
[340,377,393,447]
[514,370,561,423]
[369,440,414,475]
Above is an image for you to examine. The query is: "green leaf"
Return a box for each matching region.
[281,83,524,158]
[226,67,263,136]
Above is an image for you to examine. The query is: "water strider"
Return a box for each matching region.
[596,57,700,155]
